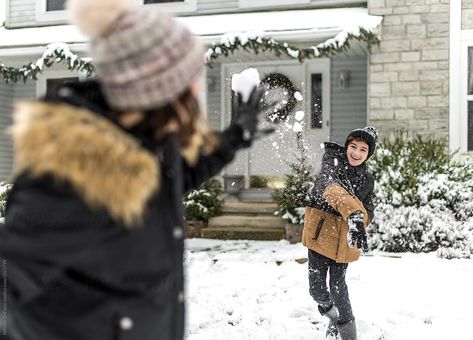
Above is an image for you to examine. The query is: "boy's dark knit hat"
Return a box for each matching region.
[345,126,378,159]
[67,0,204,111]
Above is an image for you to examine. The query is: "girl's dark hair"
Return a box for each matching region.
[112,88,217,152]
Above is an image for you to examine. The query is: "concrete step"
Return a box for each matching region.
[208,215,285,229]
[238,188,273,201]
[221,201,278,215]
[202,227,285,241]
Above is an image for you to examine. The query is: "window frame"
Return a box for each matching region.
[305,59,331,134]
[139,0,197,14]
[36,68,82,98]
[36,0,68,23]
[461,39,473,152]
[450,1,472,155]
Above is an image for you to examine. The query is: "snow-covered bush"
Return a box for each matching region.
[368,131,473,258]
[0,182,12,222]
[184,179,223,223]
[368,204,473,258]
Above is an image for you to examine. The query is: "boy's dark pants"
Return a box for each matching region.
[308,249,354,324]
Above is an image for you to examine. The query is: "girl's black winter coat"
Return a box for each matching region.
[0,81,245,340]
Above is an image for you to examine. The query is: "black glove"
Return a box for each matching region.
[347,211,368,252]
[231,86,275,147]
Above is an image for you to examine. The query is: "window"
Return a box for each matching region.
[45,77,78,98]
[468,102,473,151]
[239,0,309,9]
[141,0,196,13]
[305,59,330,134]
[311,74,323,129]
[36,69,81,98]
[46,0,66,11]
[466,46,473,151]
[36,0,67,23]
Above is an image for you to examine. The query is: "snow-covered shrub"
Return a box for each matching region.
[368,204,473,258]
[184,179,223,223]
[369,130,455,206]
[368,131,473,258]
[416,165,473,220]
[272,135,314,225]
[0,183,12,222]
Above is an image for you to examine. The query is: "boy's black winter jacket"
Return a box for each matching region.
[310,142,375,222]
[302,142,375,263]
[0,81,246,340]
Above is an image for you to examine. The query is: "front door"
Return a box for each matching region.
[221,59,330,186]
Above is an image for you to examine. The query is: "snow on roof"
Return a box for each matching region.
[0,7,382,50]
[179,7,382,40]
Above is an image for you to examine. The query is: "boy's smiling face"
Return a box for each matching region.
[346,139,369,166]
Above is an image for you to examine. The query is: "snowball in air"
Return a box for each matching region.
[293,122,303,132]
[231,68,261,102]
[294,91,303,101]
[295,111,305,121]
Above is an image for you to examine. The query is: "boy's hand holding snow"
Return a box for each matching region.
[347,211,368,252]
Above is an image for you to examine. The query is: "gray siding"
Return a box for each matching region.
[197,0,364,12]
[206,63,222,131]
[7,0,36,27]
[0,83,14,182]
[14,81,36,101]
[330,56,367,144]
[6,0,367,27]
[0,82,35,182]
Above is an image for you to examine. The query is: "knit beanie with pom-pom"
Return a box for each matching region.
[344,126,378,160]
[67,0,204,111]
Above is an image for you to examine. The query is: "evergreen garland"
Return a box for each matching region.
[1,27,380,84]
[0,43,94,83]
[205,27,380,65]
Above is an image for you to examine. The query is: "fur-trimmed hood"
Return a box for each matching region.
[10,102,159,226]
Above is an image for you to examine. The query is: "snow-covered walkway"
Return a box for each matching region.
[184,239,472,340]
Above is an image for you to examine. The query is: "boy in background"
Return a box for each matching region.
[303,127,378,340]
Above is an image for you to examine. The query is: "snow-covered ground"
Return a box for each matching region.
[184,239,472,340]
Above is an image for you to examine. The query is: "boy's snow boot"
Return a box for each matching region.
[337,319,357,340]
[326,320,339,339]
[320,305,339,339]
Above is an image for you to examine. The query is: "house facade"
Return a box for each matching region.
[0,0,471,189]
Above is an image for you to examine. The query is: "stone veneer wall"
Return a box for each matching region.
[368,0,450,140]
[462,0,473,30]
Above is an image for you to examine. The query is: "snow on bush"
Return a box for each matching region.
[368,204,473,258]
[184,179,223,224]
[0,182,12,223]
[273,135,314,225]
[368,131,473,259]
